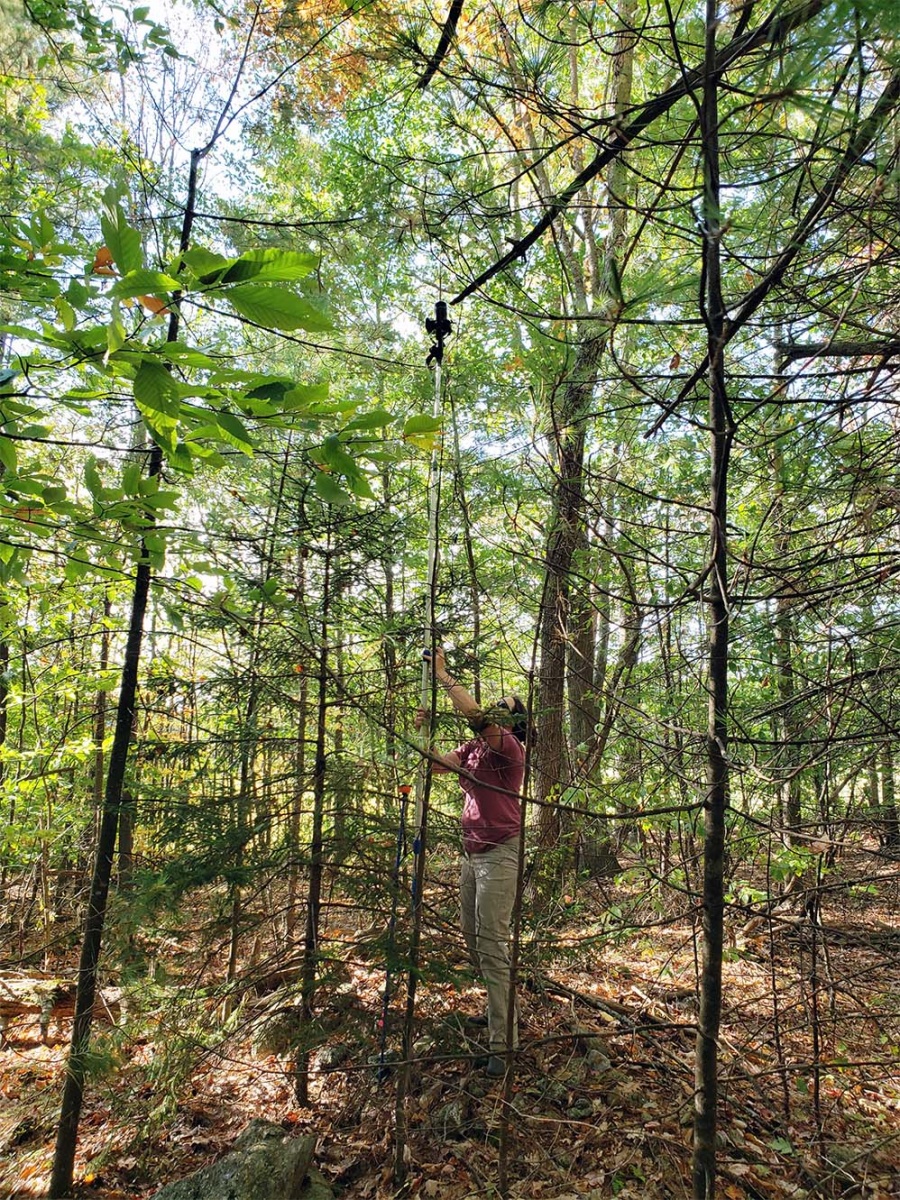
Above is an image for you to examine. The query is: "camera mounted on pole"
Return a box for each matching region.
[425,300,452,366]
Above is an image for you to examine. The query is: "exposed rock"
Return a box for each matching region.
[300,1169,335,1200]
[151,1119,328,1200]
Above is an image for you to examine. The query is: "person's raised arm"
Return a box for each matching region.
[423,647,510,753]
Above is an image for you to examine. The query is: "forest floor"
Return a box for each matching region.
[1,841,900,1199]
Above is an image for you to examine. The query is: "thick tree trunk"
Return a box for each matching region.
[536,0,637,847]
[693,6,730,1195]
[535,337,601,842]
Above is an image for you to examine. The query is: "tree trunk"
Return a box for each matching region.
[536,336,604,841]
[49,447,162,1198]
[450,389,483,704]
[295,543,331,1106]
[49,145,204,1200]
[287,540,309,940]
[535,0,636,845]
[693,6,730,1194]
[880,744,900,850]
[772,356,801,845]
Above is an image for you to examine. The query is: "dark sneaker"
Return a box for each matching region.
[484,1054,506,1078]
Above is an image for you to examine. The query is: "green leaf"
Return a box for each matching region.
[403,413,443,435]
[66,279,90,308]
[225,285,333,332]
[346,472,375,500]
[122,463,142,493]
[110,269,181,300]
[145,490,180,511]
[6,476,45,498]
[84,456,102,498]
[220,248,318,284]
[180,246,231,284]
[65,556,90,582]
[344,410,395,431]
[769,1136,794,1155]
[54,297,76,331]
[141,414,177,456]
[168,443,197,475]
[280,382,329,411]
[106,302,127,358]
[321,433,357,475]
[159,342,222,369]
[134,360,180,418]
[0,438,16,473]
[313,472,352,505]
[100,187,143,275]
[213,410,255,453]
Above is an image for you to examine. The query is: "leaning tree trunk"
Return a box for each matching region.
[693,7,731,1197]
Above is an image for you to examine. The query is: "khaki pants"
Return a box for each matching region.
[460,839,519,1053]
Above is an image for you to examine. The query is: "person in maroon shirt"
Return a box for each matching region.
[417,648,531,1077]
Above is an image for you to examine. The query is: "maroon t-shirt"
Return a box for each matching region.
[456,729,525,854]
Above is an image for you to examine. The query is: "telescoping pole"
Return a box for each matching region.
[393,302,453,1185]
[416,301,452,832]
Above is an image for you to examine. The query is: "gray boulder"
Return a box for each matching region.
[151,1119,328,1200]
